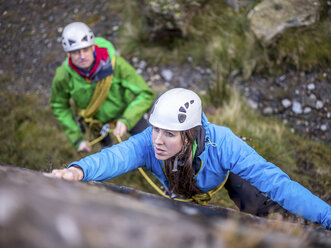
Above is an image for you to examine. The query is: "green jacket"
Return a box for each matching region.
[50,37,155,148]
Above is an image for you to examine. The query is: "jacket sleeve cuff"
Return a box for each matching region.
[118,117,131,130]
[73,137,84,149]
[67,164,85,181]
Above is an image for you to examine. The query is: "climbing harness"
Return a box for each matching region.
[158,156,229,205]
[140,160,229,205]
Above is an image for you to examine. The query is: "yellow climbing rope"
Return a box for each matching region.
[88,129,114,146]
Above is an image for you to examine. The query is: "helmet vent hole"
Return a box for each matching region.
[68,39,76,46]
[184,102,189,109]
[81,35,88,42]
[179,106,186,113]
[178,114,186,123]
[190,100,194,104]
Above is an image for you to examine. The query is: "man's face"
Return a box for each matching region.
[68,46,94,71]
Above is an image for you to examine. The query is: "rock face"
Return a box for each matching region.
[225,0,258,11]
[138,0,211,43]
[248,0,320,46]
[0,165,330,248]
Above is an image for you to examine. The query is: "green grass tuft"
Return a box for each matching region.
[0,89,80,171]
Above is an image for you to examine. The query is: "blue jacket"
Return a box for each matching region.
[70,114,331,229]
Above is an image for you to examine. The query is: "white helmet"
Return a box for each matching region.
[149,88,202,131]
[62,22,95,52]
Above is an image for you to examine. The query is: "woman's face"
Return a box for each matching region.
[152,126,183,160]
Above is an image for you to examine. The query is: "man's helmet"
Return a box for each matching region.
[149,88,202,131]
[62,22,95,52]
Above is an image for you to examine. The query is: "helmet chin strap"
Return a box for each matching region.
[172,156,179,172]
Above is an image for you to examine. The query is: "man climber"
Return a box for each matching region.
[50,22,155,152]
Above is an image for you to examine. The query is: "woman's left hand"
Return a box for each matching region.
[50,166,84,181]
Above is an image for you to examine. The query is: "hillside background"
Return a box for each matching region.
[0,0,330,211]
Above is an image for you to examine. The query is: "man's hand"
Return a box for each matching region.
[77,140,92,153]
[113,121,127,137]
[51,166,84,181]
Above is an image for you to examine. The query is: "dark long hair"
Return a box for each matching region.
[164,126,202,198]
